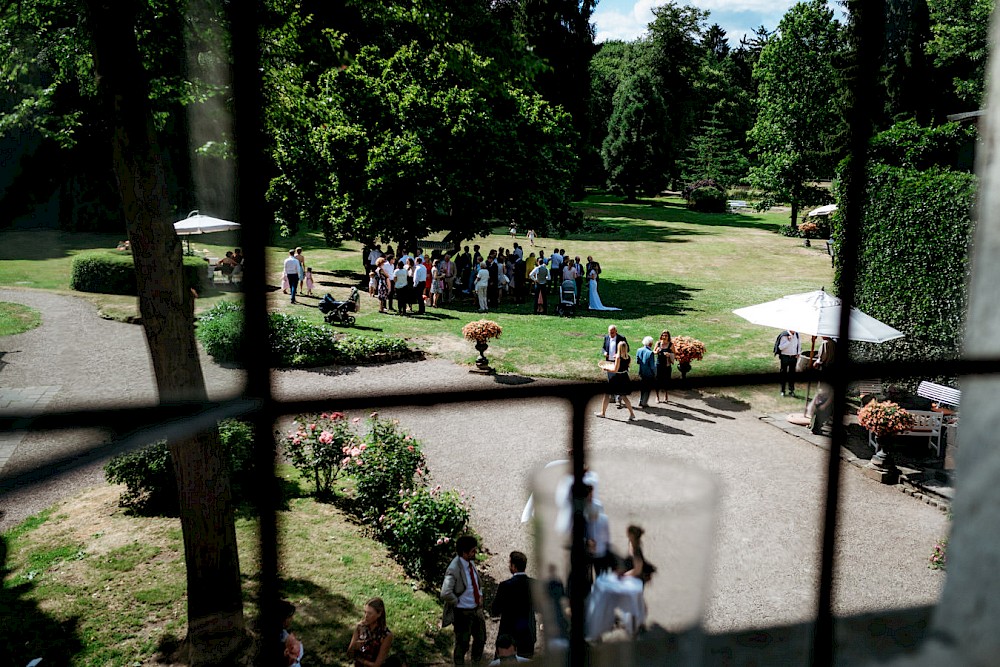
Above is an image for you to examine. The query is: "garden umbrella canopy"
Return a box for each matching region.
[173,210,241,235]
[732,289,904,343]
[807,204,838,217]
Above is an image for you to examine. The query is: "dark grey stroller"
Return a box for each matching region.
[555,279,577,317]
[319,293,356,326]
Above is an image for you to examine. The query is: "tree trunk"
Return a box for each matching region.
[790,195,800,230]
[84,1,246,663]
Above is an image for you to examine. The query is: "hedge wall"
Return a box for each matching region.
[846,164,976,365]
[71,250,207,295]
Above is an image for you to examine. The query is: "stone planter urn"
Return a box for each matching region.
[678,361,692,379]
[474,340,492,371]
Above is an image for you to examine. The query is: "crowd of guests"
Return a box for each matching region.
[362,243,606,316]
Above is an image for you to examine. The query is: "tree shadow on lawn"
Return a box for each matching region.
[0,514,85,666]
[577,201,781,235]
[0,230,123,261]
[568,279,701,322]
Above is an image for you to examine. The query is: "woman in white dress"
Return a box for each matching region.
[588,267,620,311]
[585,525,655,641]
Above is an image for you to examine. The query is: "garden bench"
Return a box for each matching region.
[727,200,749,213]
[868,409,943,456]
[850,379,884,400]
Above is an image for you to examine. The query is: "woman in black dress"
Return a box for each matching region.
[596,340,636,420]
[653,330,674,404]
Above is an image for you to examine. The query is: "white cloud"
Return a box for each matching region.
[592,0,659,42]
[592,0,802,43]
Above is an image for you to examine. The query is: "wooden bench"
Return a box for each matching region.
[868,409,943,456]
[727,200,749,213]
[850,379,884,400]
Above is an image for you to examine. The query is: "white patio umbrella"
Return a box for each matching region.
[808,204,838,217]
[732,289,904,344]
[733,289,904,419]
[173,210,240,252]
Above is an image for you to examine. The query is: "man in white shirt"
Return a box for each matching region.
[413,256,428,314]
[549,249,563,293]
[776,329,801,396]
[283,249,303,304]
[441,536,486,665]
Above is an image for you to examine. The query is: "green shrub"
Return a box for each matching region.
[196,301,245,361]
[282,412,356,496]
[382,486,472,581]
[350,414,426,522]
[687,186,727,213]
[103,440,177,513]
[196,304,410,367]
[104,419,255,514]
[268,312,340,366]
[71,250,207,295]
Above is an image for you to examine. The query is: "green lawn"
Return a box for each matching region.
[264,195,832,386]
[1,467,449,667]
[0,195,832,410]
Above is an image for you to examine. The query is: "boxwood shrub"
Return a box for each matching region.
[196,303,410,367]
[71,250,207,295]
[104,419,256,514]
[687,185,727,213]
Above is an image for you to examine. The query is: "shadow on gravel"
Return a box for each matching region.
[669,400,738,421]
[638,406,714,424]
[627,420,693,436]
[696,392,752,413]
[494,374,535,386]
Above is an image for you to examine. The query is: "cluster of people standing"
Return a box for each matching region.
[597,325,677,421]
[281,246,314,303]
[363,242,608,317]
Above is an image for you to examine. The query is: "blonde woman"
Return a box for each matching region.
[596,340,636,420]
[347,597,393,667]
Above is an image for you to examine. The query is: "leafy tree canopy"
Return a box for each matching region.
[748,0,846,225]
[601,66,669,200]
[266,4,578,246]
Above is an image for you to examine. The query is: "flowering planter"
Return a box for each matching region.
[463,319,502,375]
[678,361,692,379]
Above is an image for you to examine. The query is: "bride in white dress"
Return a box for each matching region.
[588,268,620,311]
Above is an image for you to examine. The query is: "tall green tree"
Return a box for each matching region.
[925,0,993,109]
[516,0,598,192]
[645,2,708,188]
[601,67,669,200]
[82,0,247,663]
[680,103,749,188]
[266,10,578,246]
[0,0,229,229]
[748,0,846,227]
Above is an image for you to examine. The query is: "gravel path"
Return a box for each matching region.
[0,288,948,636]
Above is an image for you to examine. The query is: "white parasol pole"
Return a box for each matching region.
[803,336,817,416]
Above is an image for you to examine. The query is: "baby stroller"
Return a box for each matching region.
[555,278,577,317]
[318,292,356,326]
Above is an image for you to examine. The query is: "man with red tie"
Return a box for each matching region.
[441,535,487,665]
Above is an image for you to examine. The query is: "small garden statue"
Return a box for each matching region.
[462,319,502,374]
[672,336,706,379]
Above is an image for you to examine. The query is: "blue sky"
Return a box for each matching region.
[592,0,801,44]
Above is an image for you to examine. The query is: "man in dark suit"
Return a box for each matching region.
[602,324,628,407]
[490,551,536,658]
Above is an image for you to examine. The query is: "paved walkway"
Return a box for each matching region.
[0,289,949,636]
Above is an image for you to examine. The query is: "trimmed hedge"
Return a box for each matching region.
[71,250,207,295]
[843,163,976,366]
[196,302,410,367]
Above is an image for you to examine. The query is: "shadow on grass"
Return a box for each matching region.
[279,579,359,667]
[444,279,700,322]
[574,195,782,237]
[0,512,84,665]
